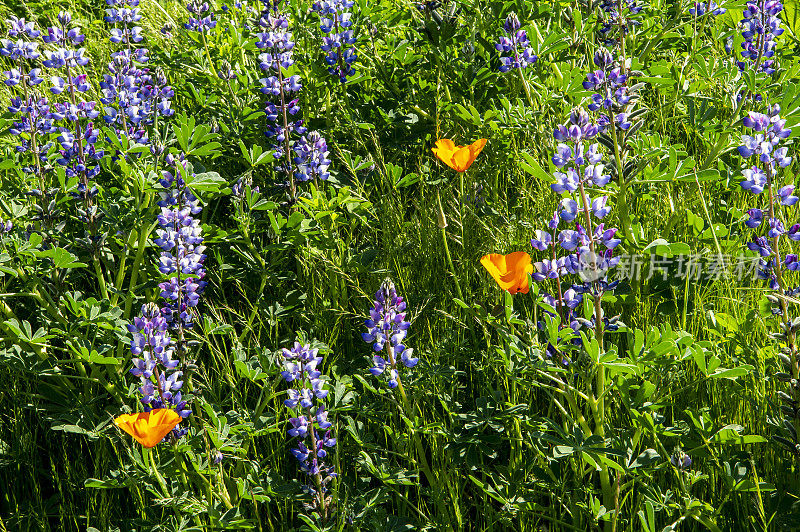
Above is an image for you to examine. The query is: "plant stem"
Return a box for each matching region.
[611,125,633,242]
[436,190,464,301]
[577,181,614,522]
[516,66,535,111]
[145,448,170,497]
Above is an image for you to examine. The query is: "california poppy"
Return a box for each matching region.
[480,252,534,295]
[114,409,182,448]
[432,138,487,172]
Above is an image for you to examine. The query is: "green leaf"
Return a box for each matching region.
[187,171,226,192]
[709,365,754,380]
[519,152,550,181]
[89,352,120,365]
[38,247,87,269]
[629,449,660,469]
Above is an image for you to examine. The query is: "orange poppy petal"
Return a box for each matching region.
[114,409,182,448]
[452,147,474,172]
[480,254,504,278]
[441,156,462,172]
[434,139,456,152]
[433,139,486,172]
[481,254,508,288]
[481,252,531,294]
[515,270,532,294]
[432,140,459,171]
[505,251,532,272]
[469,139,487,159]
[481,254,517,291]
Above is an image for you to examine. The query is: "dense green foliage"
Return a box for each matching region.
[2,0,800,530]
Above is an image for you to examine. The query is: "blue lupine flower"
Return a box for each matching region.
[583,50,633,133]
[552,169,580,193]
[768,218,786,238]
[689,2,726,16]
[36,12,106,204]
[156,156,207,329]
[737,1,784,74]
[591,196,611,218]
[496,13,538,72]
[597,0,643,47]
[363,279,417,388]
[740,166,768,194]
[529,106,621,339]
[278,341,337,508]
[294,131,332,182]
[671,451,692,470]
[185,1,217,32]
[256,3,310,188]
[126,302,192,441]
[748,236,773,257]
[533,258,567,281]
[311,0,358,82]
[102,1,174,144]
[531,229,554,251]
[5,16,40,38]
[738,108,792,196]
[745,208,764,228]
[212,450,224,464]
[735,99,798,307]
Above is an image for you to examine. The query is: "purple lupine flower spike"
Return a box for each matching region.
[126,302,192,441]
[671,451,692,471]
[35,12,104,206]
[597,0,643,47]
[689,2,726,16]
[156,157,207,330]
[185,1,217,32]
[122,155,209,444]
[495,12,538,72]
[527,105,621,342]
[582,49,634,134]
[736,101,800,302]
[363,279,417,388]
[294,131,332,182]
[311,0,358,82]
[278,341,337,513]
[256,0,309,189]
[102,0,174,145]
[737,1,784,75]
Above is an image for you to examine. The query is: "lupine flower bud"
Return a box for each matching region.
[294,131,331,182]
[671,451,692,470]
[185,1,217,32]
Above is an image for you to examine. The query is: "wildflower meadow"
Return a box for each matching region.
[3,0,800,530]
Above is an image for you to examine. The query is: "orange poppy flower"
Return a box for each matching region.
[114,409,182,448]
[432,138,487,172]
[480,252,534,295]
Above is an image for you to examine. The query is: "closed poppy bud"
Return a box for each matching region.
[480,252,534,294]
[436,200,448,228]
[114,408,182,448]
[432,138,487,172]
